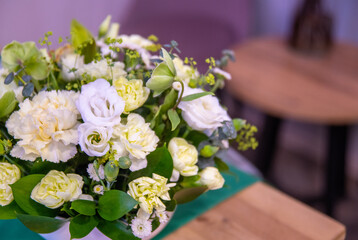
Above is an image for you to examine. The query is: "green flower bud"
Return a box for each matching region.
[200,145,219,158]
[118,156,131,169]
[98,15,111,39]
[107,23,120,39]
[104,160,119,182]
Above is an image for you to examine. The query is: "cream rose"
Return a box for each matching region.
[0,162,21,206]
[113,77,150,113]
[76,78,125,127]
[198,167,225,190]
[113,113,159,160]
[61,53,84,81]
[168,138,198,182]
[173,57,198,84]
[78,59,127,80]
[31,170,84,209]
[177,85,231,135]
[6,90,80,163]
[78,123,113,156]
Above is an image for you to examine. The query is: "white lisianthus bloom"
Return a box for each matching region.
[128,173,175,214]
[87,163,105,181]
[78,59,127,80]
[173,57,198,84]
[168,138,198,182]
[0,163,21,206]
[60,53,84,81]
[113,77,150,113]
[76,79,125,127]
[113,113,159,160]
[198,167,225,190]
[6,90,80,163]
[177,84,231,135]
[131,217,152,239]
[93,185,104,195]
[31,170,84,209]
[78,123,113,157]
[0,68,23,102]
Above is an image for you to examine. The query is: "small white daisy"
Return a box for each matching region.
[131,217,152,239]
[156,210,169,223]
[93,185,104,195]
[87,163,105,181]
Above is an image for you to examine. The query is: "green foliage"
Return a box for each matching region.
[98,15,112,39]
[71,200,96,216]
[200,145,219,158]
[0,91,18,118]
[70,215,98,239]
[11,174,58,217]
[0,201,25,219]
[181,91,214,102]
[17,214,67,233]
[180,175,201,188]
[30,160,67,175]
[70,19,96,64]
[214,157,229,172]
[128,147,173,181]
[174,186,207,204]
[186,131,209,148]
[97,190,137,221]
[236,122,259,151]
[97,220,139,240]
[167,109,180,131]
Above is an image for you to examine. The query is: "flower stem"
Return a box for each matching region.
[173,80,184,110]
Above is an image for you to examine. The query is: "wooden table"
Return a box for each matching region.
[166,182,346,240]
[225,38,358,215]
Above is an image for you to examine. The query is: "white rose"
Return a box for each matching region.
[178,85,231,135]
[0,162,21,206]
[113,113,159,160]
[168,138,198,181]
[76,78,125,127]
[61,53,84,81]
[78,123,112,156]
[173,57,198,84]
[6,90,80,163]
[198,167,225,190]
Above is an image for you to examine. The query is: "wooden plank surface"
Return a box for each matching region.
[225,38,358,125]
[165,182,346,240]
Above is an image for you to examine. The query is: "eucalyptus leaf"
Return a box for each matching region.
[71,200,96,216]
[4,72,14,84]
[98,190,137,221]
[70,215,98,239]
[11,174,58,217]
[17,214,67,233]
[0,91,18,118]
[174,186,207,204]
[181,91,214,102]
[22,82,34,97]
[97,220,139,240]
[168,109,180,131]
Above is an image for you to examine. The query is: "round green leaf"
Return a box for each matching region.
[146,62,174,94]
[97,220,139,240]
[70,215,98,239]
[98,190,137,221]
[71,200,96,216]
[174,186,207,204]
[17,214,67,234]
[0,201,25,219]
[0,91,18,118]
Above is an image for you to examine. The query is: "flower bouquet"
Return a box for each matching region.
[0,16,257,239]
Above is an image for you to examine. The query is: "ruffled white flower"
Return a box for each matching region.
[113,77,150,113]
[76,78,125,127]
[128,173,175,214]
[177,84,231,135]
[212,67,231,80]
[113,113,159,161]
[131,217,152,239]
[87,163,105,181]
[31,170,84,209]
[78,59,127,80]
[0,162,21,206]
[93,185,104,195]
[156,210,169,223]
[61,53,84,81]
[173,57,198,84]
[78,123,113,157]
[168,138,198,182]
[6,90,80,163]
[198,167,225,190]
[0,68,23,102]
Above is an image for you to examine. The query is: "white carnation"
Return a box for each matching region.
[87,163,105,182]
[6,90,80,163]
[76,78,125,127]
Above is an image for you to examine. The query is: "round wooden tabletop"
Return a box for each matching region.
[226,38,358,125]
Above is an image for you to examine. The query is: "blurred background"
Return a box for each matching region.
[1,0,357,239]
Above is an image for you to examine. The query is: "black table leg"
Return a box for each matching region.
[325,125,348,216]
[257,114,282,177]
